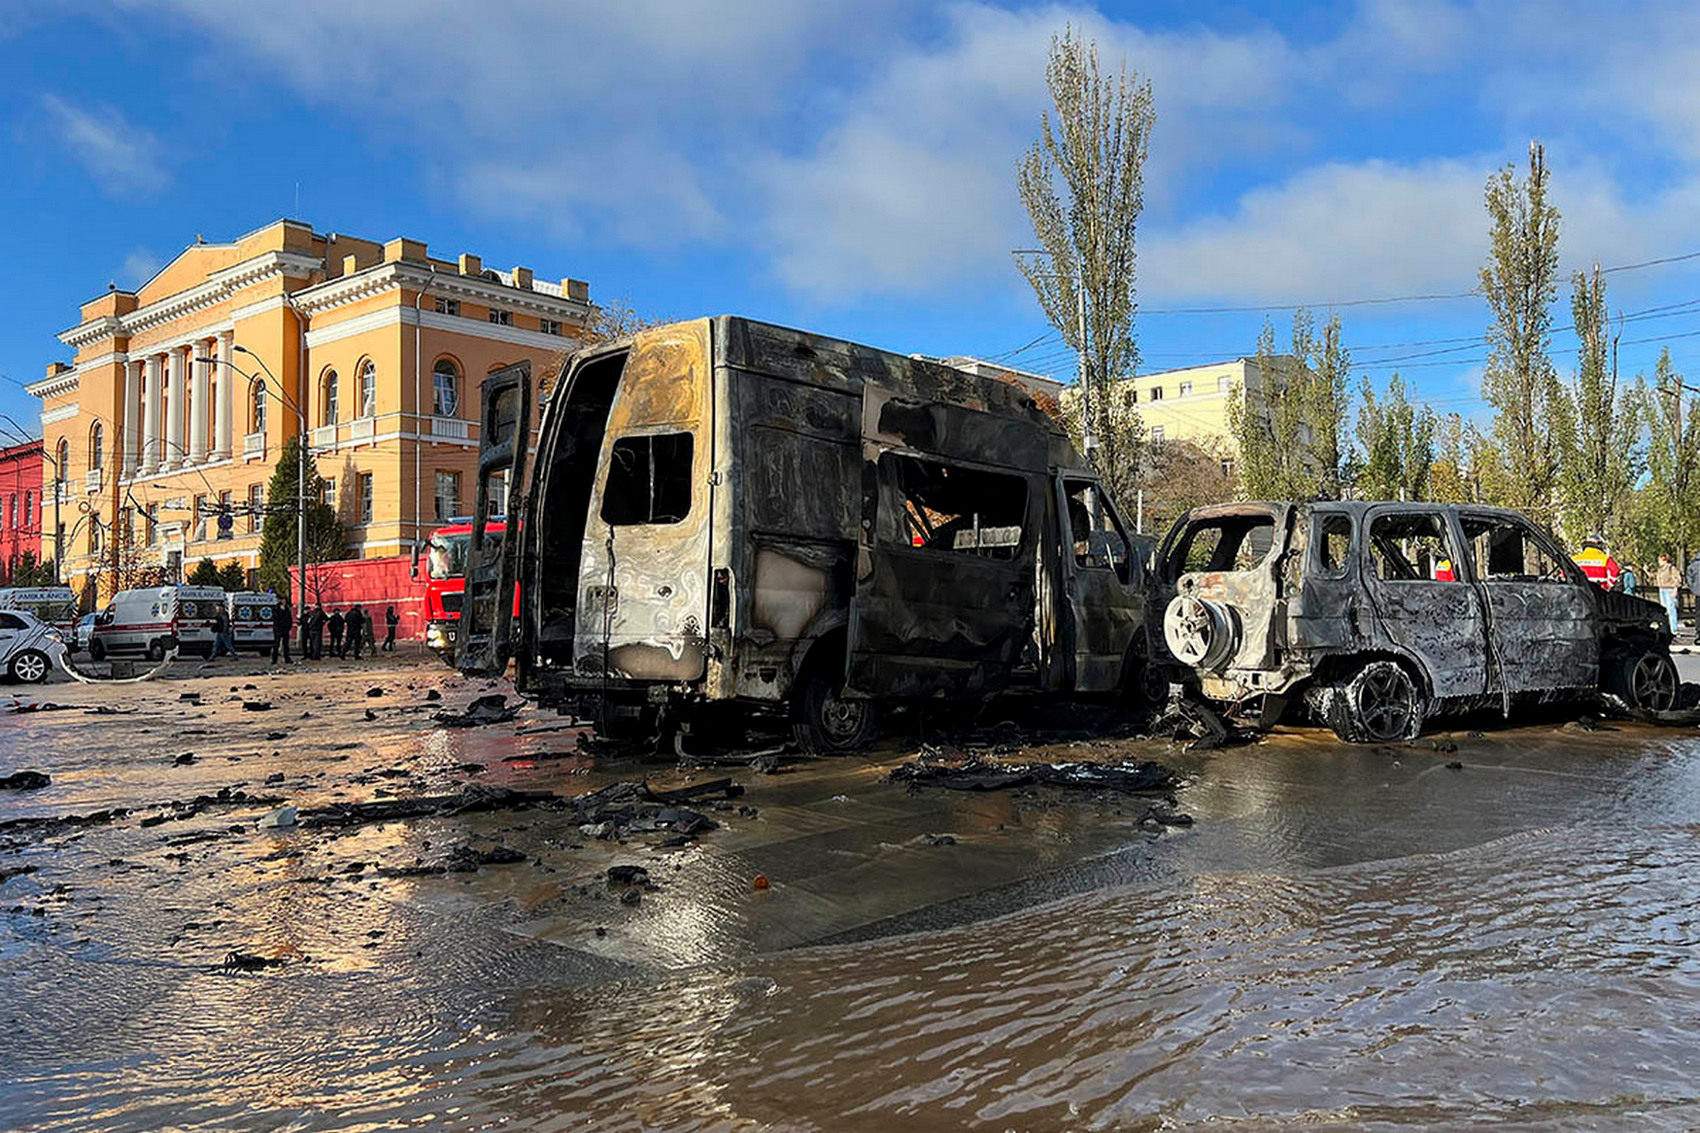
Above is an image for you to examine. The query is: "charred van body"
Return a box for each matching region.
[458,316,1155,751]
[1155,501,1676,742]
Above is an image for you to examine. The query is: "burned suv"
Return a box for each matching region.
[1156,501,1676,742]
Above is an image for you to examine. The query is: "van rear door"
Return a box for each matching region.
[460,361,531,676]
[846,384,1047,699]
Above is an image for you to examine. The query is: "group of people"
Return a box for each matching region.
[1573,536,1700,635]
[265,599,401,663]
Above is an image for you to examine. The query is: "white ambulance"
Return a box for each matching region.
[228,591,278,654]
[0,587,77,639]
[88,585,226,662]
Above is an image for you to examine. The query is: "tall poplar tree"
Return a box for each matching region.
[1479,141,1572,526]
[1641,349,1700,557]
[1017,24,1155,502]
[1356,373,1435,501]
[1558,265,1641,544]
[1230,309,1351,499]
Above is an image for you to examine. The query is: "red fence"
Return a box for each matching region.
[288,555,425,642]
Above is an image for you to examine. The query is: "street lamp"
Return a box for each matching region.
[201,349,310,648]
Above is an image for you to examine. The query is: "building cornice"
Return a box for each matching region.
[26,372,80,399]
[292,261,591,324]
[56,250,325,349]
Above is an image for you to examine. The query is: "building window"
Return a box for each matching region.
[540,318,562,336]
[322,479,336,508]
[322,369,340,426]
[1151,425,1165,443]
[89,421,104,471]
[492,469,509,515]
[359,359,377,418]
[192,494,205,539]
[434,296,459,316]
[359,472,374,525]
[488,309,513,327]
[249,484,264,533]
[90,521,102,554]
[23,494,32,528]
[432,359,460,417]
[1218,376,1231,393]
[1179,382,1192,398]
[1,495,9,528]
[253,384,268,433]
[1148,386,1164,401]
[55,439,69,485]
[434,471,460,522]
[147,504,158,545]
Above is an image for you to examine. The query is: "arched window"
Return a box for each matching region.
[359,359,377,418]
[55,439,69,485]
[253,384,268,433]
[322,369,339,426]
[432,359,460,418]
[89,422,104,471]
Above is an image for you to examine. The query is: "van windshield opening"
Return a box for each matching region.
[428,533,470,580]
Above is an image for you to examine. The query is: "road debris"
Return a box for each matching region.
[432,694,519,728]
[891,757,1180,794]
[0,770,51,790]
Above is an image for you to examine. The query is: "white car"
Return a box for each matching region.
[71,612,97,654]
[0,609,66,683]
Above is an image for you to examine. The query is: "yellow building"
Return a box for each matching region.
[28,218,594,602]
[1113,355,1301,455]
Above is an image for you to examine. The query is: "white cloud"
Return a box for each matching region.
[39,94,168,196]
[117,248,162,290]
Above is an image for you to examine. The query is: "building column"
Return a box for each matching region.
[122,360,141,476]
[142,354,163,474]
[189,339,210,463]
[165,346,186,469]
[213,331,234,459]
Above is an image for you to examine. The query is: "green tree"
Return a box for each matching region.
[9,549,55,587]
[1557,265,1641,546]
[1356,373,1435,501]
[217,560,247,592]
[1480,141,1572,525]
[1640,349,1700,558]
[1427,413,1480,504]
[258,435,346,593]
[1229,309,1352,499]
[187,558,221,585]
[1017,24,1155,500]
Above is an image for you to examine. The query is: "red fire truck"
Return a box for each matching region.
[416,517,508,662]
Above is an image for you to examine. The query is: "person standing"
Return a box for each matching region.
[309,604,326,660]
[272,597,294,664]
[1574,535,1620,589]
[328,608,346,658]
[1619,562,1638,595]
[346,605,366,660]
[207,605,238,660]
[1655,553,1680,634]
[383,605,399,652]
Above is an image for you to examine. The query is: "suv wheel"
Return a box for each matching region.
[8,650,50,684]
[1611,650,1678,713]
[793,672,878,755]
[1325,660,1424,744]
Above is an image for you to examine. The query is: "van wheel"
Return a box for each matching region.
[1121,650,1170,708]
[1609,649,1678,713]
[147,640,166,662]
[1324,660,1423,744]
[793,673,878,755]
[89,639,106,663]
[9,650,50,684]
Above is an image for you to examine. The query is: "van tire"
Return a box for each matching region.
[89,639,106,662]
[9,650,50,684]
[147,639,167,662]
[792,673,878,755]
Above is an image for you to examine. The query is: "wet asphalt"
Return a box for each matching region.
[2,650,1698,1129]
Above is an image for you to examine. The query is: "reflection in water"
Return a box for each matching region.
[9,820,1700,1130]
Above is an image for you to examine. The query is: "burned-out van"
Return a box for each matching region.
[458,316,1155,751]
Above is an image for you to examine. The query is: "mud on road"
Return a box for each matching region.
[5,654,1700,1129]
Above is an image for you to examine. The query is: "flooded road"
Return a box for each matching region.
[4,655,1700,1129]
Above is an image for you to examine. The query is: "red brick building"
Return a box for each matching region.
[0,439,44,582]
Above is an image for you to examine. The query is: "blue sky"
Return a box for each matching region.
[6,0,1700,436]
